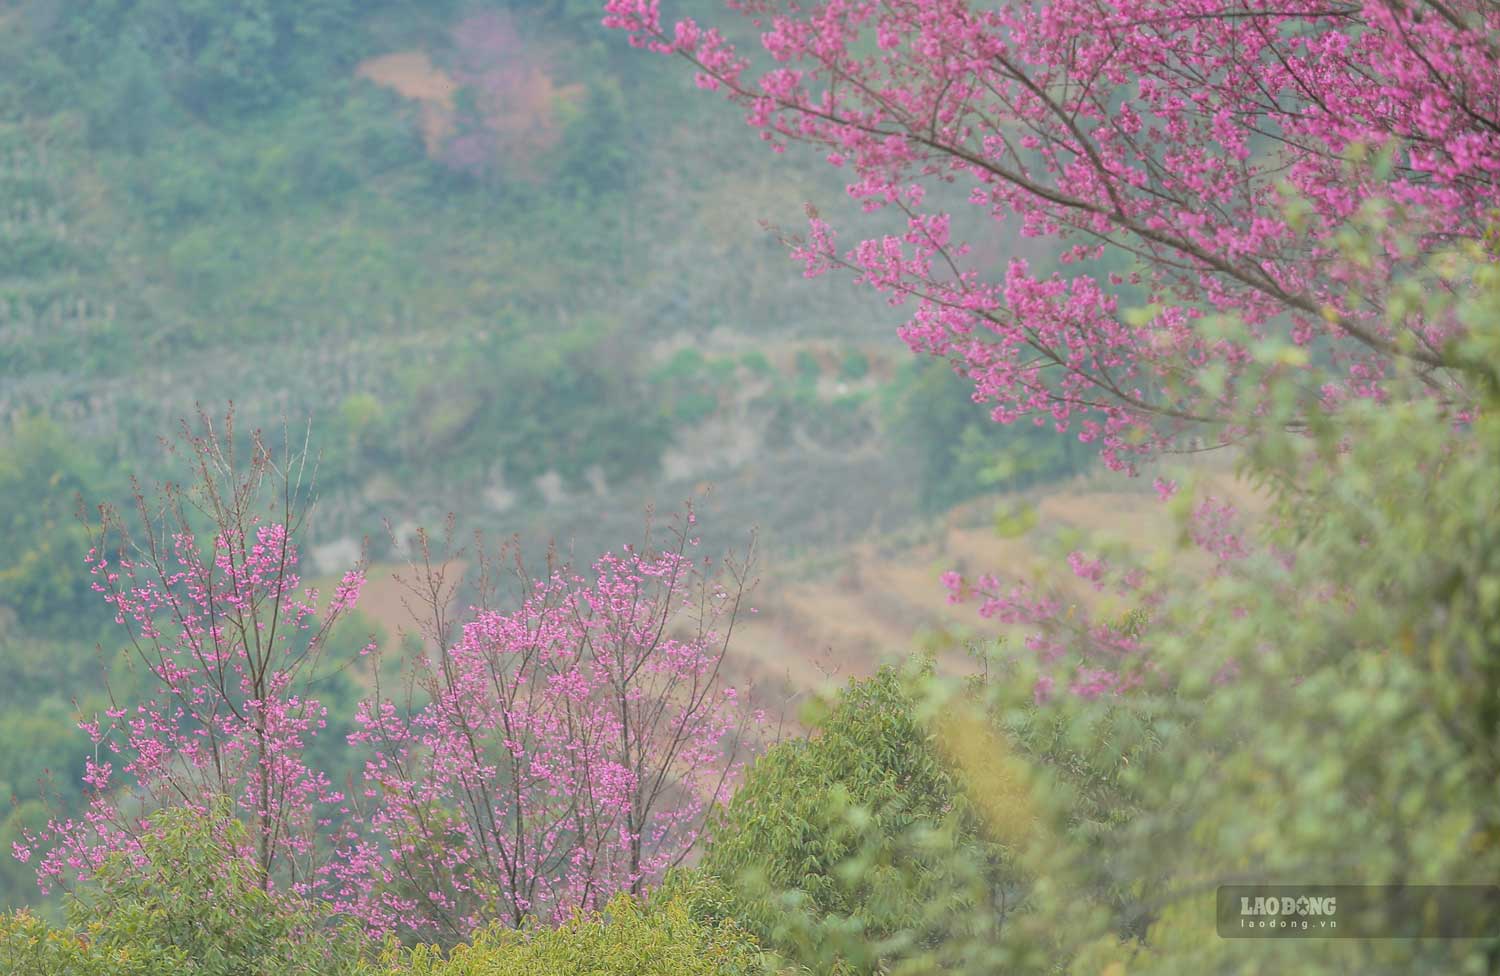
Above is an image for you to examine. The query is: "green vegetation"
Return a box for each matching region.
[693,664,1014,974]
[0,804,374,975]
[0,415,112,640]
[385,883,761,976]
[2,807,760,975]
[884,359,1093,511]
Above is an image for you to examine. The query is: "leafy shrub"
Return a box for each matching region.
[0,414,113,640]
[382,887,762,976]
[794,349,822,383]
[739,351,774,376]
[0,803,374,975]
[837,351,869,382]
[694,663,1017,974]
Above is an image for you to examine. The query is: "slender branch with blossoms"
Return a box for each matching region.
[603,0,1497,471]
[943,485,1264,702]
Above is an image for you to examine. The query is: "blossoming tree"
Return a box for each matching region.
[603,0,1496,470]
[601,0,1499,700]
[335,513,758,939]
[15,410,369,897]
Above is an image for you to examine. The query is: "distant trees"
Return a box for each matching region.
[15,409,756,941]
[883,358,1091,512]
[48,0,403,117]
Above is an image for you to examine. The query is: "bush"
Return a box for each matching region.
[0,803,374,975]
[383,886,762,976]
[694,663,1017,974]
[837,351,869,382]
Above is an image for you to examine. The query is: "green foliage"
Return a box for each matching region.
[696,664,1017,974]
[0,702,84,809]
[794,349,822,383]
[837,351,869,382]
[648,349,741,428]
[0,803,375,974]
[39,0,415,121]
[883,359,1091,512]
[550,77,634,202]
[1,812,758,975]
[0,414,113,640]
[989,686,1166,942]
[739,351,774,376]
[460,324,672,489]
[1064,244,1500,975]
[295,610,385,791]
[383,886,762,976]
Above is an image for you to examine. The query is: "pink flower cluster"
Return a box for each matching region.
[604,0,1493,704]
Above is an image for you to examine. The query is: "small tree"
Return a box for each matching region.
[16,409,369,899]
[336,511,760,939]
[694,662,1017,975]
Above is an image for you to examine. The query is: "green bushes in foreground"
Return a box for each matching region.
[0,808,765,976]
[691,663,1018,975]
[0,804,373,976]
[383,881,762,976]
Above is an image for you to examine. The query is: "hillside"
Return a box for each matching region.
[0,1,1094,567]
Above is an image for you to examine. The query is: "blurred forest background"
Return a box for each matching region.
[0,0,1107,910]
